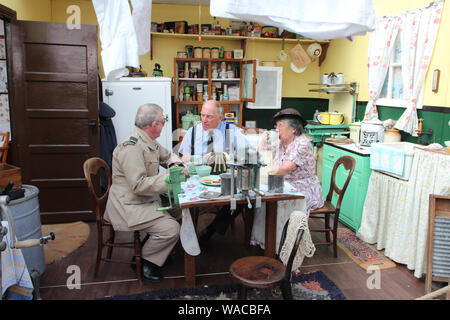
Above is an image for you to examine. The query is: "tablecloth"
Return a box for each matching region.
[357,148,450,278]
[178,175,305,256]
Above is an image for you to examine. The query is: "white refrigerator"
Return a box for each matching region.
[102,77,173,152]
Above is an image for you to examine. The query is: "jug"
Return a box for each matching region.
[317,112,330,125]
[329,112,344,125]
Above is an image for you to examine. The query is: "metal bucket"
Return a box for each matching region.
[8,185,46,277]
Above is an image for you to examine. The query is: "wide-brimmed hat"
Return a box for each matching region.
[273,108,307,128]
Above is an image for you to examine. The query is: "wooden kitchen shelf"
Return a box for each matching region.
[151,32,330,44]
[150,32,331,65]
[308,82,358,95]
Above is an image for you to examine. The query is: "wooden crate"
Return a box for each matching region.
[0,163,22,190]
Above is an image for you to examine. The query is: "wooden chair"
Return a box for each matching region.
[0,131,10,164]
[229,216,306,300]
[83,157,148,286]
[309,155,356,258]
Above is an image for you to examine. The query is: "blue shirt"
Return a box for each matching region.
[179,122,248,160]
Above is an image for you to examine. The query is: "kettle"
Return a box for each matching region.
[152,63,163,77]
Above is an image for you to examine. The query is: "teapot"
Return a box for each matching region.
[327,72,338,85]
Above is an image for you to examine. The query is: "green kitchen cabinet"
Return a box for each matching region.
[321,143,372,232]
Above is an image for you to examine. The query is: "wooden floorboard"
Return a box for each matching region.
[38,215,427,300]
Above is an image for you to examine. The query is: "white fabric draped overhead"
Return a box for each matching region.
[210,0,376,41]
[364,1,443,136]
[92,0,151,79]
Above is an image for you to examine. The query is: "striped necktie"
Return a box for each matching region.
[206,131,213,154]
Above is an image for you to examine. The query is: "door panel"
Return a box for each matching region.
[10,20,98,223]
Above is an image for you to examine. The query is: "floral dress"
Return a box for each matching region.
[270,134,324,215]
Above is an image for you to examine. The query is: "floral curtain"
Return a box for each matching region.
[395,1,443,136]
[364,16,401,121]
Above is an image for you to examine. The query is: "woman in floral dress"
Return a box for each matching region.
[259,108,324,215]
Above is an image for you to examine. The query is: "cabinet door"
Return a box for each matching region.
[246,66,283,109]
[241,59,256,102]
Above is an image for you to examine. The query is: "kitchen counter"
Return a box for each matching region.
[324,142,371,156]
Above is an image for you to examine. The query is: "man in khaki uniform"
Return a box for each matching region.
[105,103,185,282]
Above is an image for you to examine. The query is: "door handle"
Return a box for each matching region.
[88,119,97,134]
[105,89,113,96]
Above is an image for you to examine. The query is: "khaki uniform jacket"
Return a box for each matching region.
[105,127,182,231]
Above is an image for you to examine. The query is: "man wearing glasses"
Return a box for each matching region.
[179,100,248,246]
[105,103,186,282]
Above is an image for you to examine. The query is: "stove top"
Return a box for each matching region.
[306,122,349,129]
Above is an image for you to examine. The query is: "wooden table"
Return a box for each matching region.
[181,194,304,287]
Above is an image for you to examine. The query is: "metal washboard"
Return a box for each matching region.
[425,194,450,295]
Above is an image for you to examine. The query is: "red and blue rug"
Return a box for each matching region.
[104,271,346,300]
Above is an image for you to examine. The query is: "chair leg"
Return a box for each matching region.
[95,225,103,277]
[107,227,115,259]
[134,231,143,286]
[238,285,248,300]
[332,221,338,258]
[324,215,331,243]
[280,280,293,300]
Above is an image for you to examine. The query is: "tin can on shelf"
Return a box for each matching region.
[194,47,202,58]
[224,51,232,59]
[185,45,193,58]
[202,47,211,59]
[211,47,219,59]
[177,51,187,58]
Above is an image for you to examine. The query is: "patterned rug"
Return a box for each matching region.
[337,228,396,270]
[103,271,346,300]
[41,221,90,264]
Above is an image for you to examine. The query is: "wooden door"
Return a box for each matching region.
[9,20,98,223]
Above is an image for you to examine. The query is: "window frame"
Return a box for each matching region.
[375,34,414,109]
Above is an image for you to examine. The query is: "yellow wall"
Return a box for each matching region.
[1,0,448,107]
[322,0,450,108]
[0,0,51,21]
[148,4,322,98]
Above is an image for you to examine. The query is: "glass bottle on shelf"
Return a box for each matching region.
[223,84,229,101]
[211,86,217,101]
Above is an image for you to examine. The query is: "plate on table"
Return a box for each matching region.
[200,175,221,186]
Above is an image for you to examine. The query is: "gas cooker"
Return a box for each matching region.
[305,122,350,145]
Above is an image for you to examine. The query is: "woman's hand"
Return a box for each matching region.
[258,131,270,151]
[181,153,191,163]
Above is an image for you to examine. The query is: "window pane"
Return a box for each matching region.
[380,76,388,98]
[393,35,402,64]
[392,66,403,99]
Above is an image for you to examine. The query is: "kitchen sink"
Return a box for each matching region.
[370,142,419,180]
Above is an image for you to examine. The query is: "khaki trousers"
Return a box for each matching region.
[139,215,180,267]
